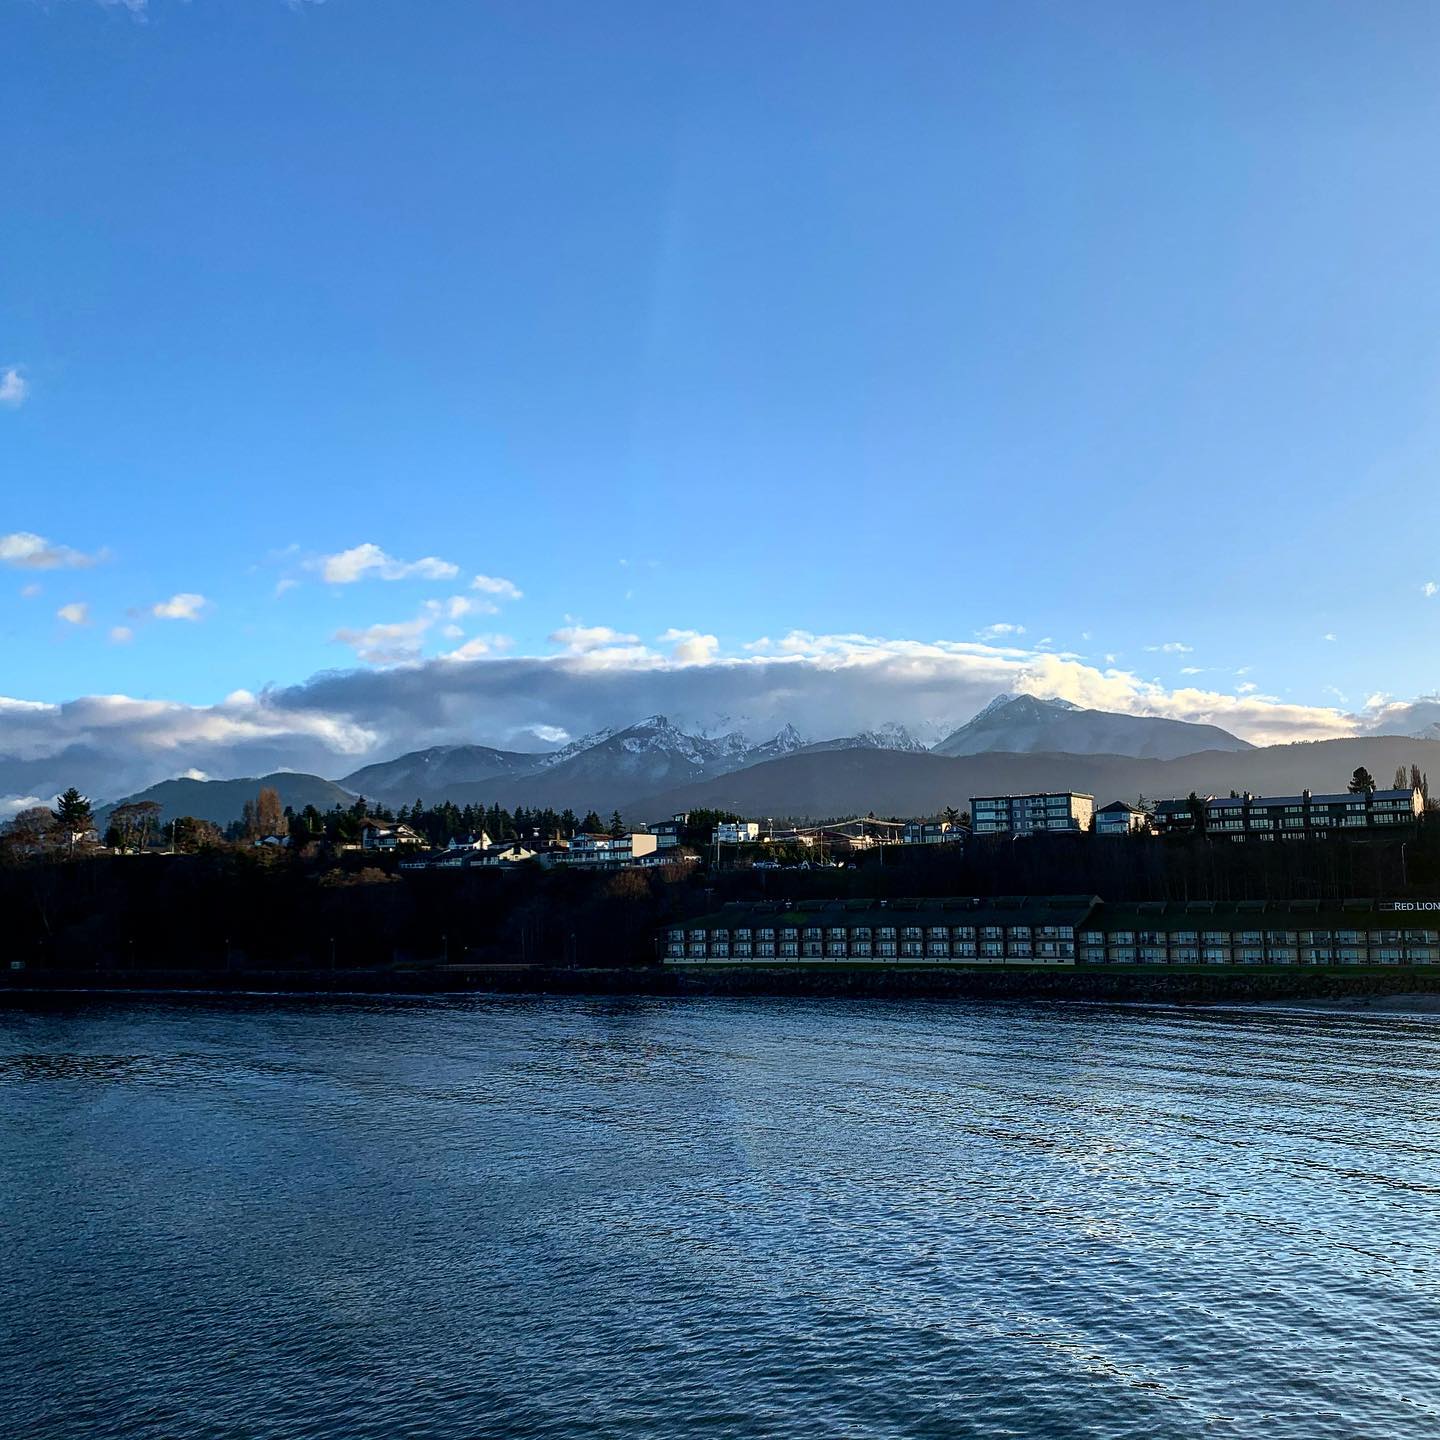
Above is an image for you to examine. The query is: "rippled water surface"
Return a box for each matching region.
[5,994,1440,1440]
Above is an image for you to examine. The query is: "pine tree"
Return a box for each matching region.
[1348,766,1376,795]
[52,787,93,856]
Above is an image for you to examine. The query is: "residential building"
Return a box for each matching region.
[400,839,537,871]
[901,820,965,845]
[1151,798,1202,836]
[662,896,1440,967]
[1095,801,1148,837]
[1152,787,1422,840]
[970,792,1094,835]
[360,821,425,851]
[647,814,688,850]
[445,831,493,852]
[561,832,660,868]
[714,820,761,845]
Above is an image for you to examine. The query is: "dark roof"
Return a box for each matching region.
[1081,898,1433,934]
[679,895,1102,931]
[1097,801,1141,814]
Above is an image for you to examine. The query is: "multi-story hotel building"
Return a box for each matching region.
[1151,787,1422,840]
[662,896,1440,967]
[971,792,1094,836]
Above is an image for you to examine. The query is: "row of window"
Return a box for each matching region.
[674,924,1078,943]
[1082,928,1439,945]
[671,941,1440,965]
[1082,947,1438,965]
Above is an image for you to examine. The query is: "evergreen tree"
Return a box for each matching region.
[580,810,604,834]
[1348,766,1376,795]
[1395,765,1409,791]
[52,787,93,856]
[609,810,625,838]
[1187,791,1208,834]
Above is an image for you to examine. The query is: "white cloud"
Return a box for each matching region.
[441,637,496,662]
[441,594,496,620]
[1146,642,1194,654]
[0,794,45,821]
[319,543,458,585]
[1424,582,1438,599]
[550,625,643,654]
[20,583,41,598]
[471,574,523,601]
[0,367,29,408]
[56,603,88,626]
[659,628,720,665]
[1323,632,1337,642]
[152,593,208,621]
[1237,682,1258,695]
[274,578,300,598]
[976,622,1025,641]
[0,532,101,570]
[1179,666,1204,676]
[5,625,1430,805]
[109,626,134,645]
[332,617,433,665]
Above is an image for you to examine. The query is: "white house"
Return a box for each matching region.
[714,820,761,845]
[360,821,426,851]
[1095,802,1148,836]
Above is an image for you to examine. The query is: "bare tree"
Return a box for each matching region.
[256,787,284,839]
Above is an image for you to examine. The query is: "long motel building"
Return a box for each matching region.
[661,896,1440,967]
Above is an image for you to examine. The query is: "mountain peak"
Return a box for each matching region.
[932,695,1251,760]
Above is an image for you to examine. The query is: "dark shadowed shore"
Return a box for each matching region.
[8,962,1440,1008]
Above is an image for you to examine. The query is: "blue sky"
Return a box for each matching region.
[5,0,1440,793]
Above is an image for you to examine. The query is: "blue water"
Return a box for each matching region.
[4,995,1440,1440]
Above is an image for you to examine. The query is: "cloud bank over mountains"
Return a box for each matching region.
[4,630,1439,810]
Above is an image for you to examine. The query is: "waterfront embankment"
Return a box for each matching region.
[9,962,1440,1006]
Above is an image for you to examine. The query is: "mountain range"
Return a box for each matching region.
[95,695,1438,827]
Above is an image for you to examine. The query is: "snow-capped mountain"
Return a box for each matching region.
[932,694,1251,760]
[340,743,548,800]
[338,715,813,810]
